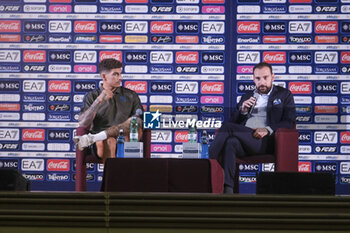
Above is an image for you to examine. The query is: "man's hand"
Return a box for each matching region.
[241,97,257,113]
[97,89,113,103]
[252,128,269,139]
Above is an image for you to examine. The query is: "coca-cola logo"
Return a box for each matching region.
[0,21,21,32]
[315,21,338,33]
[289,82,312,94]
[201,82,224,94]
[176,52,198,64]
[22,129,45,141]
[151,21,173,33]
[124,81,147,93]
[263,52,286,64]
[99,51,122,62]
[48,80,71,92]
[237,22,260,33]
[298,162,311,172]
[175,131,188,143]
[74,21,97,33]
[341,52,350,64]
[47,159,70,171]
[341,132,350,143]
[23,50,46,62]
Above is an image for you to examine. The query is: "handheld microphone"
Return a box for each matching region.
[248,92,259,116]
[135,108,143,117]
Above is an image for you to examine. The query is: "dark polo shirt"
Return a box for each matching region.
[80,86,143,134]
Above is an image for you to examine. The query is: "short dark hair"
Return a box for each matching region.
[98,59,123,74]
[253,62,273,75]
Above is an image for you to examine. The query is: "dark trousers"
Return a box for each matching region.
[209,122,271,188]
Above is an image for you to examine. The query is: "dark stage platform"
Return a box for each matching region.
[0,192,350,233]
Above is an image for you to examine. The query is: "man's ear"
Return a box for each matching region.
[101,73,106,81]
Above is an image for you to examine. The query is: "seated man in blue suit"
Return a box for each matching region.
[209,62,296,194]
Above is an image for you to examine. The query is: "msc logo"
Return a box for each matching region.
[239,164,259,171]
[143,111,161,129]
[237,82,255,93]
[23,20,46,32]
[176,22,198,33]
[289,52,312,63]
[49,20,72,33]
[0,80,20,91]
[48,129,70,140]
[125,52,147,63]
[202,21,224,34]
[315,163,337,172]
[49,51,71,62]
[100,21,122,33]
[263,22,286,33]
[150,82,172,93]
[315,82,338,94]
[299,132,311,143]
[150,51,173,64]
[125,21,147,33]
[75,81,96,92]
[289,21,312,34]
[202,52,224,63]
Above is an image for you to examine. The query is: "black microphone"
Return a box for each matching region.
[248,92,259,116]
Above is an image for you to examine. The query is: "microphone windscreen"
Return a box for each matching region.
[135,108,143,117]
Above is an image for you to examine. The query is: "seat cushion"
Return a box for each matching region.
[236,154,275,164]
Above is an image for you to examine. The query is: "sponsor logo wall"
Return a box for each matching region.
[0,0,226,191]
[235,0,350,194]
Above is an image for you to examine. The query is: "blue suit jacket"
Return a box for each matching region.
[230,85,296,133]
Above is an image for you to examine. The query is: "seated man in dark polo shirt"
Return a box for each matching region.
[74,58,143,163]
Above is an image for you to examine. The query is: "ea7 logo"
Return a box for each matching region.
[175,81,198,94]
[289,21,312,34]
[23,80,46,92]
[151,130,172,143]
[237,52,260,64]
[315,52,338,64]
[0,129,19,141]
[0,50,20,62]
[125,21,147,33]
[49,20,71,33]
[314,131,337,144]
[150,51,173,64]
[202,21,224,34]
[74,51,97,63]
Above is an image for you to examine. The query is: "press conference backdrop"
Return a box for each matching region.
[0,0,349,194]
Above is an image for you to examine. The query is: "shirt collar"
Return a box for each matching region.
[100,84,122,94]
[256,85,274,98]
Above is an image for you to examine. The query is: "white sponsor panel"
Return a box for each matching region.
[177,0,199,3]
[0,128,19,141]
[340,162,350,174]
[151,130,172,143]
[24,0,45,2]
[74,51,97,63]
[273,81,286,88]
[100,0,122,2]
[314,131,338,144]
[0,50,20,62]
[97,164,104,172]
[176,5,199,13]
[315,115,338,123]
[289,5,312,13]
[139,95,148,103]
[262,163,275,172]
[49,21,72,33]
[23,80,46,93]
[23,4,46,12]
[175,144,183,153]
[0,113,20,120]
[289,21,312,34]
[299,145,312,153]
[314,96,338,104]
[175,81,198,94]
[175,114,198,122]
[237,51,260,64]
[125,5,148,13]
[341,146,350,153]
[294,96,312,104]
[74,5,97,13]
[341,5,350,13]
[124,65,147,73]
[150,95,173,103]
[341,115,350,123]
[150,51,173,64]
[22,143,45,151]
[315,52,338,64]
[289,66,312,74]
[341,82,350,94]
[272,66,286,74]
[47,143,70,151]
[263,0,286,3]
[22,113,46,121]
[201,66,224,74]
[21,159,44,171]
[0,94,20,102]
[125,21,148,34]
[74,95,84,103]
[201,22,225,34]
[237,5,260,13]
[49,65,71,73]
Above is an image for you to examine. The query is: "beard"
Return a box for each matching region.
[257,85,271,94]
